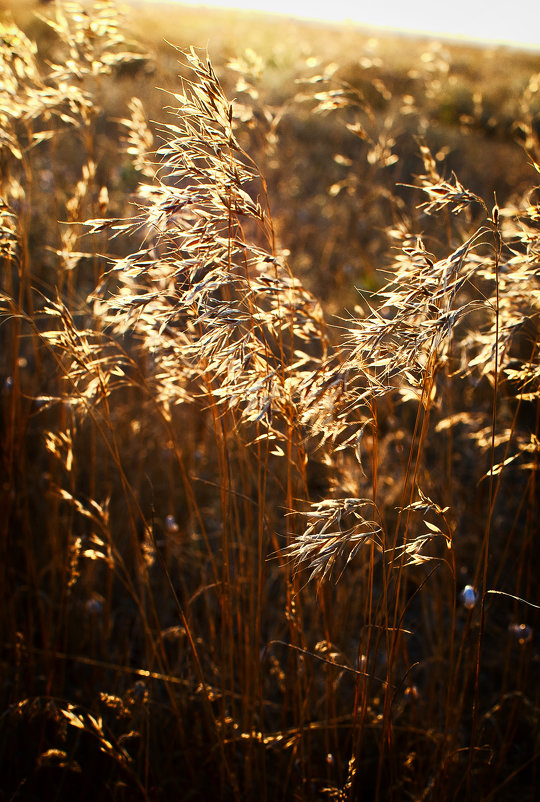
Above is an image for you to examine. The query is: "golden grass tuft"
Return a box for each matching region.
[1,2,538,800]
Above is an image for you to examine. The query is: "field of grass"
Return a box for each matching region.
[1,2,539,800]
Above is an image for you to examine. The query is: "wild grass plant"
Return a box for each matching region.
[0,2,539,800]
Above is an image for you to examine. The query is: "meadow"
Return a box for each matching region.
[0,1,539,799]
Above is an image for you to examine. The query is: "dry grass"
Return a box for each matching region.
[1,2,539,800]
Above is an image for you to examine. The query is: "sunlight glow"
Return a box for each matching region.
[166,0,540,50]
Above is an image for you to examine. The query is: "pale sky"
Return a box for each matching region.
[161,0,540,50]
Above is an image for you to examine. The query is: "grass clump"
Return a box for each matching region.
[1,2,539,800]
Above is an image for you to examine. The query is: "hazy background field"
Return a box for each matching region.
[1,2,538,800]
